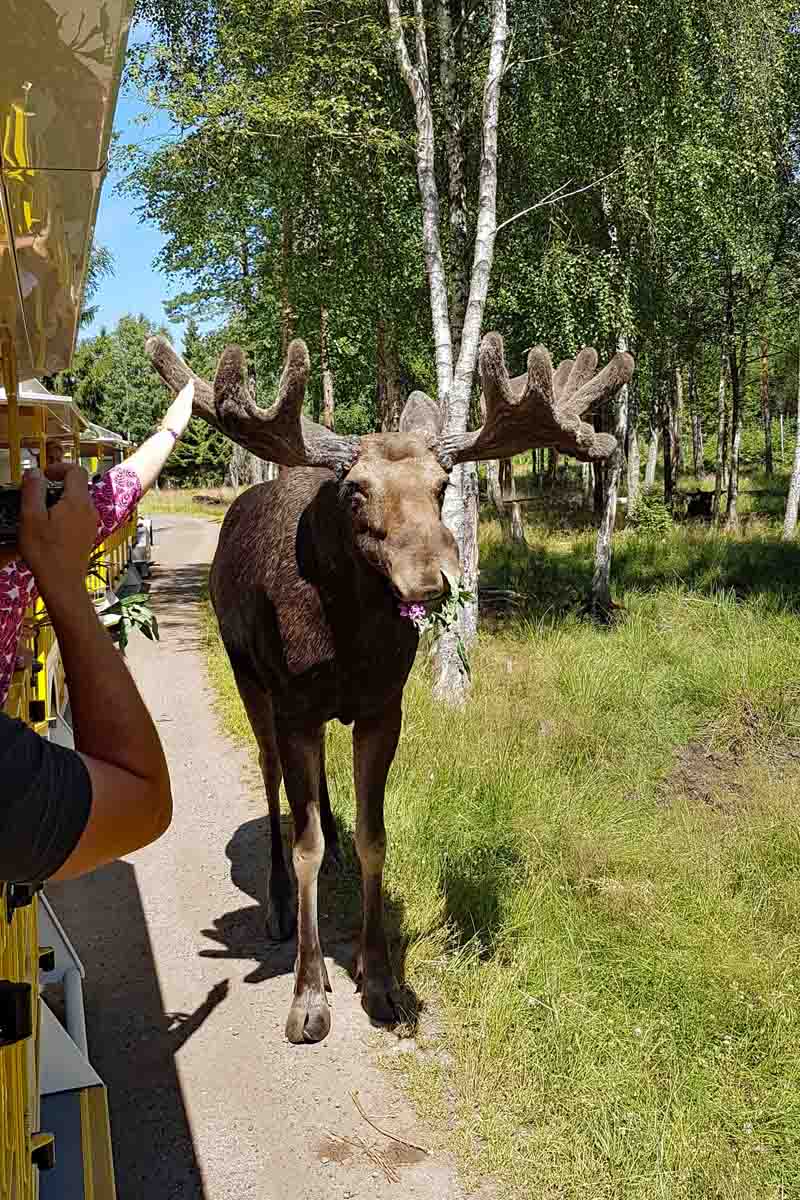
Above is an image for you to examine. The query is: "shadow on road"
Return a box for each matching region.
[47,862,226,1200]
[200,813,422,1030]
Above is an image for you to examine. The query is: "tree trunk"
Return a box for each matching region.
[227,441,264,489]
[713,353,728,523]
[581,462,592,507]
[761,336,773,476]
[587,333,629,619]
[280,211,294,357]
[725,341,743,530]
[644,418,659,490]
[780,410,785,463]
[547,448,559,487]
[485,460,503,514]
[689,360,705,479]
[478,392,503,516]
[626,371,640,507]
[782,314,800,539]
[435,0,468,361]
[672,365,684,478]
[388,0,508,704]
[661,374,674,507]
[499,458,525,543]
[320,306,334,430]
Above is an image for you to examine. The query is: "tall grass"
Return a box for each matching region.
[202,516,800,1199]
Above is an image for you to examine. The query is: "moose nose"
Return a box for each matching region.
[393,572,447,605]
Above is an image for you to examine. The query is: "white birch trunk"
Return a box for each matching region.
[783,316,800,539]
[388,0,508,704]
[713,354,727,523]
[320,306,334,430]
[627,375,640,506]
[644,427,659,489]
[588,333,628,617]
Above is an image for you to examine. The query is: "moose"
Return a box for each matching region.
[146,330,633,1043]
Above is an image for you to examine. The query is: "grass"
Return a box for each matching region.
[139,485,239,517]
[199,495,800,1199]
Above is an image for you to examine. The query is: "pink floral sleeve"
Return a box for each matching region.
[0,466,142,706]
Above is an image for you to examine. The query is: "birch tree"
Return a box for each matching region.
[783,315,800,540]
[387,0,509,701]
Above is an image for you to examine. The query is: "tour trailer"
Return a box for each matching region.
[1,2,134,1197]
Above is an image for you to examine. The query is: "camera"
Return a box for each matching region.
[0,482,65,546]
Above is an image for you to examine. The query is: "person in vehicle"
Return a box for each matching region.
[0,383,193,883]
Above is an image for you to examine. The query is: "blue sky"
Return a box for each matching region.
[83,29,191,346]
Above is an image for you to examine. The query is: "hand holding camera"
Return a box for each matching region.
[15,467,98,602]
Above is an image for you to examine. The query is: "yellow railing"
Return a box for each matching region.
[0,893,39,1200]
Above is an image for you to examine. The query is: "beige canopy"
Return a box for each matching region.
[0,0,133,378]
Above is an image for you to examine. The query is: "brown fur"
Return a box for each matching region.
[209,434,458,1042]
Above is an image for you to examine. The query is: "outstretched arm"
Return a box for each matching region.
[19,466,172,880]
[89,381,195,538]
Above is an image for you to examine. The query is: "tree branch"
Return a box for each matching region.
[495,157,642,237]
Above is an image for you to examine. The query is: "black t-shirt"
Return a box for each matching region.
[0,712,92,884]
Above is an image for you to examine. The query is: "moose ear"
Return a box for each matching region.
[399,390,443,438]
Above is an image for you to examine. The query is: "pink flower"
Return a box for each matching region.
[399,602,427,628]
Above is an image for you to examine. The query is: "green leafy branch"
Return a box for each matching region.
[402,570,475,680]
[101,593,160,652]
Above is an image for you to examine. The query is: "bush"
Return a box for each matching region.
[628,489,673,535]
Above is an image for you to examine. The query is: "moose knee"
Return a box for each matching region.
[356,830,386,875]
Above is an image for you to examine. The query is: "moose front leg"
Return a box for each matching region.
[277,724,332,1044]
[353,700,403,1025]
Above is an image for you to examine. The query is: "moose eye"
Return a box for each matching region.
[347,482,367,506]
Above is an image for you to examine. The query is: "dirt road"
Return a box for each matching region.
[47,516,484,1200]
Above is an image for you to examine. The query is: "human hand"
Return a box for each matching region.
[19,465,97,598]
[160,380,194,439]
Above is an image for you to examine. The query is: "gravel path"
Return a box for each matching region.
[47,515,487,1200]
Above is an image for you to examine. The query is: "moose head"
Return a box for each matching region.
[146,332,633,604]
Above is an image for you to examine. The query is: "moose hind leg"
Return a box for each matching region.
[233,669,293,942]
[353,700,403,1026]
[277,724,331,1044]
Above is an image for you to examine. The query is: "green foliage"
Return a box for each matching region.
[627,491,674,536]
[103,592,160,651]
[79,244,115,329]
[53,314,172,444]
[162,319,232,485]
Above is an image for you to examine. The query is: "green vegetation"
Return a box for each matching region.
[139,486,237,518]
[201,502,800,1199]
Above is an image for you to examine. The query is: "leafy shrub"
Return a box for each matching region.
[628,490,673,535]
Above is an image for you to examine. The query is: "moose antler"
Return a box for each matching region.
[435,332,634,466]
[145,335,359,472]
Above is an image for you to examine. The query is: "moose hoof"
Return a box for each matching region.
[267,887,294,942]
[285,991,331,1044]
[361,978,402,1027]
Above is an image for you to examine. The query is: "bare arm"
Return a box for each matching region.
[19,467,172,879]
[121,381,194,494]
